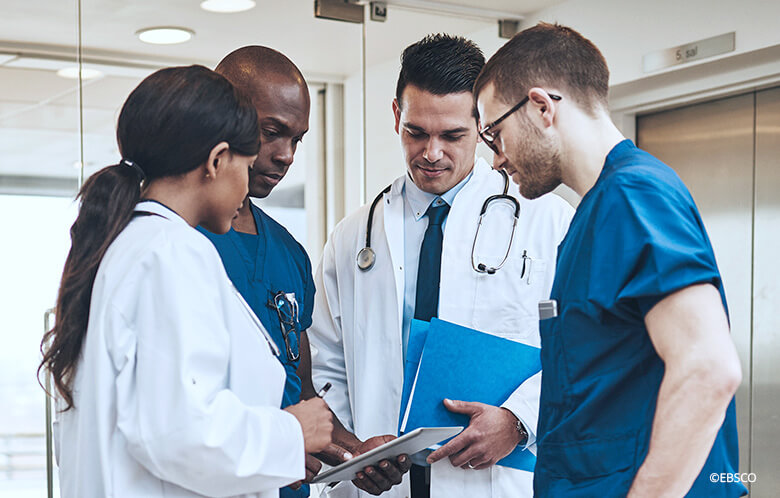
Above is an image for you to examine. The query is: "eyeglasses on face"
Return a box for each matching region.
[479,92,562,154]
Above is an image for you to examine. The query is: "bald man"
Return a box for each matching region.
[197,46,326,498]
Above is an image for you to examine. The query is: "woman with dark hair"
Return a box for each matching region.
[39,65,333,498]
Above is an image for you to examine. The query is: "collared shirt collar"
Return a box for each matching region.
[403,169,474,221]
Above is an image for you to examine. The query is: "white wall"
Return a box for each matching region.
[343,70,365,217]
[340,0,780,216]
[525,0,780,87]
[524,0,780,139]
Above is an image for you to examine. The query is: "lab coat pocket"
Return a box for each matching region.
[472,257,548,340]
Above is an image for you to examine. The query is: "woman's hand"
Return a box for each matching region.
[284,397,334,453]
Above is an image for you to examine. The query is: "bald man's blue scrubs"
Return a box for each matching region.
[534,140,746,497]
[199,203,315,498]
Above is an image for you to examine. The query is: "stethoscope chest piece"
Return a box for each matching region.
[357,247,377,271]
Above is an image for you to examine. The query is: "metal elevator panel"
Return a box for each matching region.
[752,86,780,496]
[636,93,755,482]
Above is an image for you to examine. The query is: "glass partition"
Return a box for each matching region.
[78,0,361,261]
[2,1,362,495]
[0,2,80,496]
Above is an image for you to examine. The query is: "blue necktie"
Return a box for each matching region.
[414,201,450,322]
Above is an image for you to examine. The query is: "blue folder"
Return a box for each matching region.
[399,319,431,432]
[400,318,541,472]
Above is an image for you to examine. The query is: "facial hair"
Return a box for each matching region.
[512,117,562,200]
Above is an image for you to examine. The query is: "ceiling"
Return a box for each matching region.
[0,0,565,185]
[0,0,565,77]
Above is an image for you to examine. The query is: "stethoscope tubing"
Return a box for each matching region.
[357,170,519,274]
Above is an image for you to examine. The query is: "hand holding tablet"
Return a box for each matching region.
[311,427,463,484]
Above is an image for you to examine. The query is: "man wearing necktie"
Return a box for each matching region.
[308,34,573,498]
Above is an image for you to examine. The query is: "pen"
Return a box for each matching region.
[316,382,332,398]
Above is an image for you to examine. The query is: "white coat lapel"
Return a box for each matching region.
[382,177,406,335]
[439,159,496,327]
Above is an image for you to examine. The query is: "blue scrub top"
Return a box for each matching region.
[198,203,315,498]
[535,140,746,497]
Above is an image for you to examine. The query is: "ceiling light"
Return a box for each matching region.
[136,27,194,45]
[56,67,104,80]
[200,0,256,13]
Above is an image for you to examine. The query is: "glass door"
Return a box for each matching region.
[0,1,80,495]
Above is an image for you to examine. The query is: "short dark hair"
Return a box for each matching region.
[474,23,609,115]
[396,33,484,115]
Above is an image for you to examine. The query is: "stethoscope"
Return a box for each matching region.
[356,169,520,274]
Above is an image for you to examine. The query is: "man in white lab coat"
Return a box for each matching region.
[308,34,573,498]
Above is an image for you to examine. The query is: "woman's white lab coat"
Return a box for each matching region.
[54,201,305,498]
[309,159,573,498]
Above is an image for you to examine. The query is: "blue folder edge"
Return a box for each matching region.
[399,319,431,433]
[400,318,540,472]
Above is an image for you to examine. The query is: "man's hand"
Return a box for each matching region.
[289,454,325,490]
[289,442,356,490]
[351,435,412,496]
[427,399,523,470]
[312,442,355,467]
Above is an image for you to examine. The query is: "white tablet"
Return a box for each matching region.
[310,426,463,484]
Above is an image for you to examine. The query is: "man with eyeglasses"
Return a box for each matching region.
[198,46,346,498]
[474,23,745,497]
[308,34,573,498]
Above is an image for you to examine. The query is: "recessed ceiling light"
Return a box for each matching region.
[200,0,256,13]
[136,27,194,45]
[57,67,104,80]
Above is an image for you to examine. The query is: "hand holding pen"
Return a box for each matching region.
[284,384,335,454]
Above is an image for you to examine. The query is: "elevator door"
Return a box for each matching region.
[751,87,780,497]
[637,87,780,496]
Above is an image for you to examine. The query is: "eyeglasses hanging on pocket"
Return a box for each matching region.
[268,291,301,362]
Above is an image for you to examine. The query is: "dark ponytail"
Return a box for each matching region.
[39,65,259,410]
[40,164,143,409]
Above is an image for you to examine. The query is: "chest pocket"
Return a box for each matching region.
[471,250,548,342]
[264,289,303,368]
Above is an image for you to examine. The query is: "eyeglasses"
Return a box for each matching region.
[268,291,300,362]
[479,93,562,154]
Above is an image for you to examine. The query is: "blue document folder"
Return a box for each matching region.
[400,318,541,471]
[399,319,431,433]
